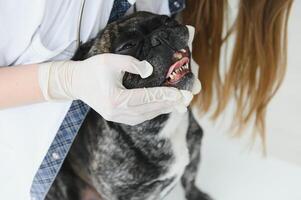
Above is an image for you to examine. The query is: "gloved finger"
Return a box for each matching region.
[179,90,194,106]
[130,60,153,78]
[191,77,202,95]
[116,87,193,107]
[190,58,199,79]
[189,57,201,95]
[115,99,188,117]
[107,54,153,78]
[186,25,195,50]
[185,26,201,95]
[174,103,188,113]
[111,101,190,125]
[110,92,192,125]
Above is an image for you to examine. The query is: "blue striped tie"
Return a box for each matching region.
[109,0,131,23]
[29,1,132,199]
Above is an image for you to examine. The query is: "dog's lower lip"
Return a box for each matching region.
[164,71,190,85]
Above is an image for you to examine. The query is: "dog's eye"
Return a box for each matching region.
[116,41,137,52]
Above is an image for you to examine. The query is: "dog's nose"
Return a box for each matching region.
[173,49,188,60]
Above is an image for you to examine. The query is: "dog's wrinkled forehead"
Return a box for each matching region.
[89,12,188,54]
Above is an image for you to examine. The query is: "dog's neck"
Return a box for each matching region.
[109,114,170,139]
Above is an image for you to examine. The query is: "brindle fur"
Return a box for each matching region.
[46,12,211,200]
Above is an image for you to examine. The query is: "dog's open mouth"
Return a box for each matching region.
[164,47,191,85]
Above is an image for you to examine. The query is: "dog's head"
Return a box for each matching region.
[76,12,194,91]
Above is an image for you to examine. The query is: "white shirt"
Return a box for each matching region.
[0,0,170,199]
[0,0,115,66]
[0,0,170,66]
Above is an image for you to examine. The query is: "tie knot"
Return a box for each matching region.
[109,0,132,23]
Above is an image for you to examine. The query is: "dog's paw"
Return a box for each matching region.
[186,186,213,200]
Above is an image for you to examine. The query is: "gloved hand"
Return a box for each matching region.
[186,25,202,94]
[38,54,193,125]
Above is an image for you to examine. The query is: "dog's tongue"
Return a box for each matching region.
[166,57,189,78]
[164,48,191,85]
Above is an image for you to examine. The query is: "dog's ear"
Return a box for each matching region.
[72,39,96,61]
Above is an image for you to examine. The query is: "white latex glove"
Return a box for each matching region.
[38,54,193,125]
[186,25,202,95]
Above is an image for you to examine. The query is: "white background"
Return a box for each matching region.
[166,1,301,199]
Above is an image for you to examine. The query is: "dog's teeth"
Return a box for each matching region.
[180,49,186,53]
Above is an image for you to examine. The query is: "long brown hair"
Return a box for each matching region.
[183,0,293,144]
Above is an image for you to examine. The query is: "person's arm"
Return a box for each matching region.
[0,64,45,109]
[0,54,199,125]
[0,26,200,125]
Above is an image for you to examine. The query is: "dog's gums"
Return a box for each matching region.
[165,47,191,85]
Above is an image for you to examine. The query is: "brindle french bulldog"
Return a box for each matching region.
[46,12,212,200]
